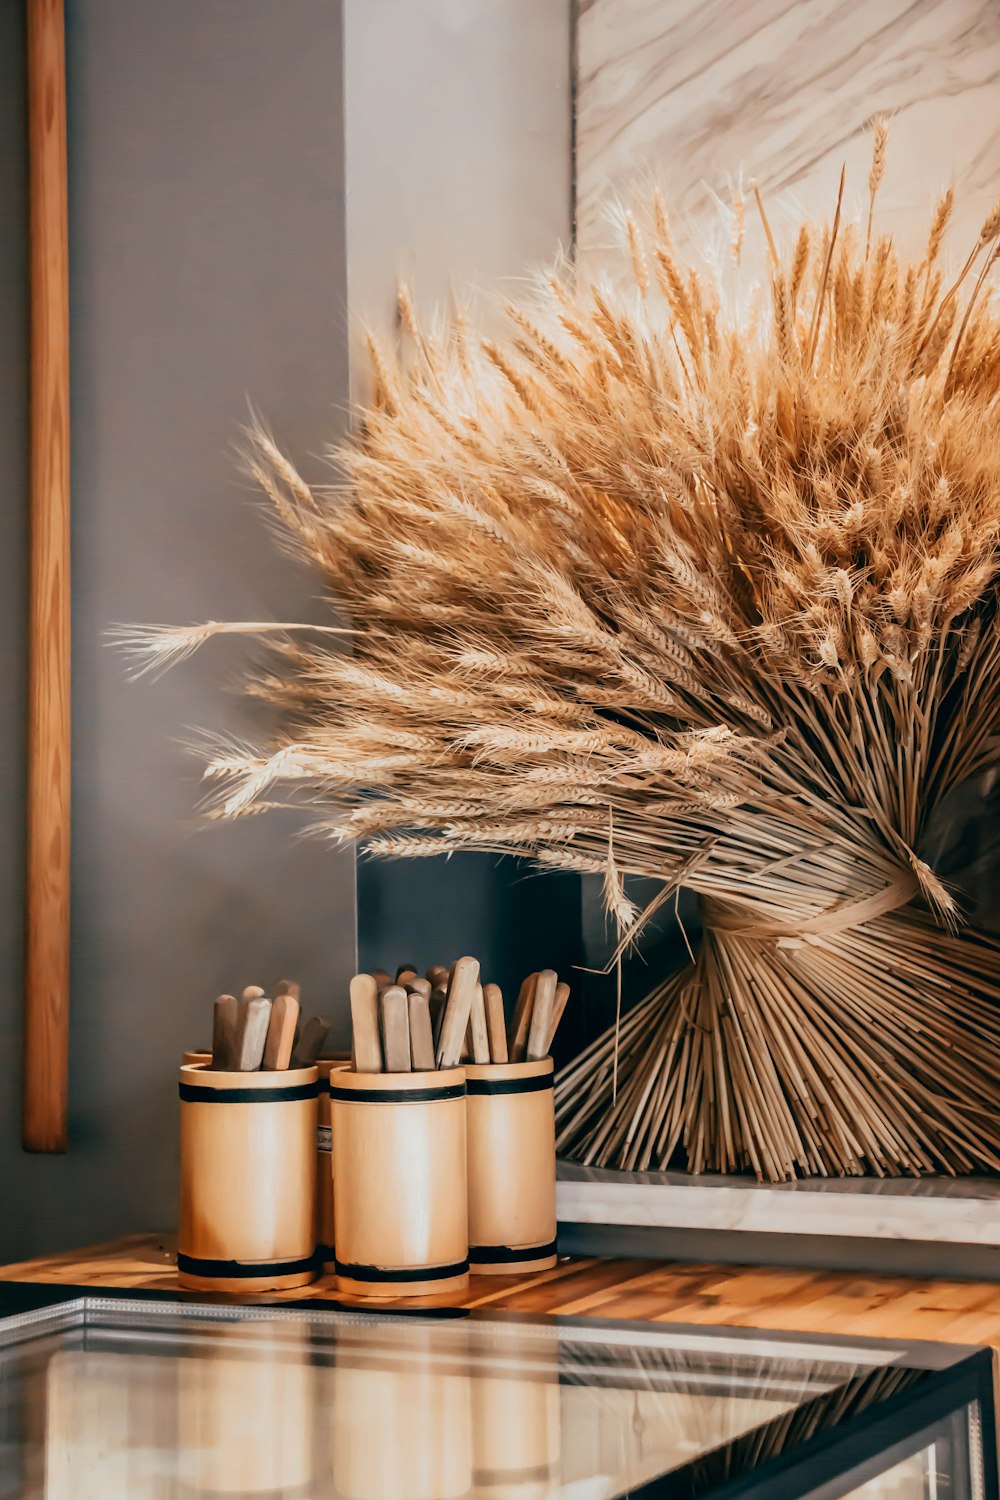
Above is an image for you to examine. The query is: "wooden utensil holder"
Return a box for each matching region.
[178,1062,319,1292]
[316,1057,350,1271]
[465,1058,557,1274]
[331,1068,469,1297]
[182,1048,211,1067]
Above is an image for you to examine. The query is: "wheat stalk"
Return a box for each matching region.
[124,123,1000,1180]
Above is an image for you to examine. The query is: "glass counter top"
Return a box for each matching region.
[0,1290,994,1499]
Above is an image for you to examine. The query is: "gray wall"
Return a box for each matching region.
[0,0,354,1261]
[345,0,581,1007]
[0,0,576,1260]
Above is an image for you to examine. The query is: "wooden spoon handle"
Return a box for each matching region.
[237,997,272,1071]
[350,973,383,1072]
[380,985,411,1072]
[292,1015,329,1068]
[408,991,436,1071]
[508,972,537,1063]
[211,994,239,1071]
[483,983,507,1064]
[547,980,571,1051]
[527,970,558,1061]
[436,956,480,1069]
[262,993,299,1071]
[469,982,491,1064]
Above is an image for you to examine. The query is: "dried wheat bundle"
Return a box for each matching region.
[124,125,1000,1180]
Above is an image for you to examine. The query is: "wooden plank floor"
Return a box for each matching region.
[4,1235,1000,1346]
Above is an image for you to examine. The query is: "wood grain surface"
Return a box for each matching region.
[7,1236,1000,1347]
[24,0,71,1153]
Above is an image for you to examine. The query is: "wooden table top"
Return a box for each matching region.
[3,1235,1000,1347]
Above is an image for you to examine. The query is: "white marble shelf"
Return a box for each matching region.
[557,1160,1000,1247]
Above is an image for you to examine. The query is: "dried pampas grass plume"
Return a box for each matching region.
[126,121,1000,1181]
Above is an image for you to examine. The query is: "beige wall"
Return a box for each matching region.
[577,0,1000,264]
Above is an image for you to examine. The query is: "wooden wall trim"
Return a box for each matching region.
[24,0,70,1153]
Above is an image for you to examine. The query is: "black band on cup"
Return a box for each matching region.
[179,1081,319,1104]
[466,1074,553,1096]
[468,1239,558,1264]
[330,1082,466,1104]
[335,1258,469,1283]
[177,1250,319,1279]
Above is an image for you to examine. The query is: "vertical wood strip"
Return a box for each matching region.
[23,0,70,1153]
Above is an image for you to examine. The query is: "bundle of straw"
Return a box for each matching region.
[123,125,1000,1180]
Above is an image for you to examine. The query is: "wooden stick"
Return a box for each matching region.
[483,983,508,1063]
[261,993,299,1071]
[23,0,70,1154]
[509,972,537,1063]
[436,956,480,1069]
[292,1015,329,1067]
[468,982,491,1064]
[349,973,382,1072]
[429,985,447,1049]
[236,997,271,1071]
[546,980,571,1051]
[379,985,411,1072]
[211,995,239,1071]
[527,970,558,1061]
[408,991,436,1071]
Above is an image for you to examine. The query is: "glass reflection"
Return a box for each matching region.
[0,1302,947,1500]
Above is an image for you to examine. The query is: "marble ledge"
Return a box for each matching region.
[556,1160,1000,1247]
